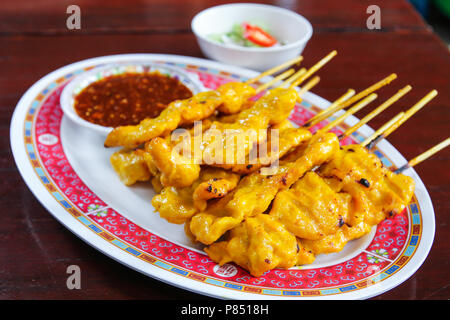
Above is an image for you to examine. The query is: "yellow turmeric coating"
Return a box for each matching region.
[152,168,240,224]
[146,137,201,188]
[204,144,415,276]
[205,214,298,277]
[110,148,156,186]
[189,132,340,245]
[270,172,351,240]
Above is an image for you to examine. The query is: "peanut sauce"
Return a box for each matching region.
[74,72,192,127]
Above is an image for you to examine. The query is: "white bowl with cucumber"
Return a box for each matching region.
[191,3,313,71]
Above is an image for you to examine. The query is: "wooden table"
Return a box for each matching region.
[1,0,449,300]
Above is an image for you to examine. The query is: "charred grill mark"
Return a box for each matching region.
[358,178,370,188]
[338,216,345,227]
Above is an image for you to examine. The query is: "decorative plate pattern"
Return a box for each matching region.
[11,54,434,299]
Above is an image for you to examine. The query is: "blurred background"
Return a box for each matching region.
[410,0,450,47]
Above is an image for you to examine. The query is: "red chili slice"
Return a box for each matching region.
[242,23,277,47]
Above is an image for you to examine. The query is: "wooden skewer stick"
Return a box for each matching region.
[281,68,307,87]
[246,55,303,84]
[380,90,438,138]
[320,93,378,133]
[303,89,356,127]
[289,50,338,88]
[337,73,398,110]
[297,76,320,98]
[304,74,396,128]
[254,69,295,94]
[361,112,405,148]
[395,137,450,173]
[365,89,438,149]
[340,85,412,140]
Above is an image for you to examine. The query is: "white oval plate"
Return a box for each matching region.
[10,54,435,300]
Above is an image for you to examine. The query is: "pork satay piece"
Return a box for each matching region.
[152,168,240,224]
[205,214,298,277]
[228,126,312,174]
[216,82,257,114]
[299,145,415,255]
[143,88,298,190]
[198,88,300,168]
[192,174,241,202]
[270,172,351,240]
[146,137,201,188]
[189,132,340,245]
[110,148,156,186]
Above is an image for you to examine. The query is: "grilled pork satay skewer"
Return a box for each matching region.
[105,52,337,149]
[147,53,337,186]
[113,72,396,189]
[395,137,450,174]
[120,52,334,188]
[291,96,440,256]
[150,76,324,223]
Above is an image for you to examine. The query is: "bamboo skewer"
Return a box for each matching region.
[320,93,378,133]
[247,56,441,178]
[364,90,438,149]
[254,69,295,94]
[254,51,336,95]
[303,89,356,127]
[340,85,412,140]
[395,138,450,173]
[282,68,307,87]
[304,74,397,129]
[337,73,398,110]
[361,112,405,148]
[379,90,438,138]
[246,55,304,84]
[289,50,337,88]
[297,76,320,98]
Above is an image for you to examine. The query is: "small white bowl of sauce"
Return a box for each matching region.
[60,62,205,135]
[192,3,313,71]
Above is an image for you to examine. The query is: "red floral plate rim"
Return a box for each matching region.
[10,54,435,299]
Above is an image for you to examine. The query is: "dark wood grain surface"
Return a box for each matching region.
[1,0,449,300]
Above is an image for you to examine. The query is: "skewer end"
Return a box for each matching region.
[394,164,409,174]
